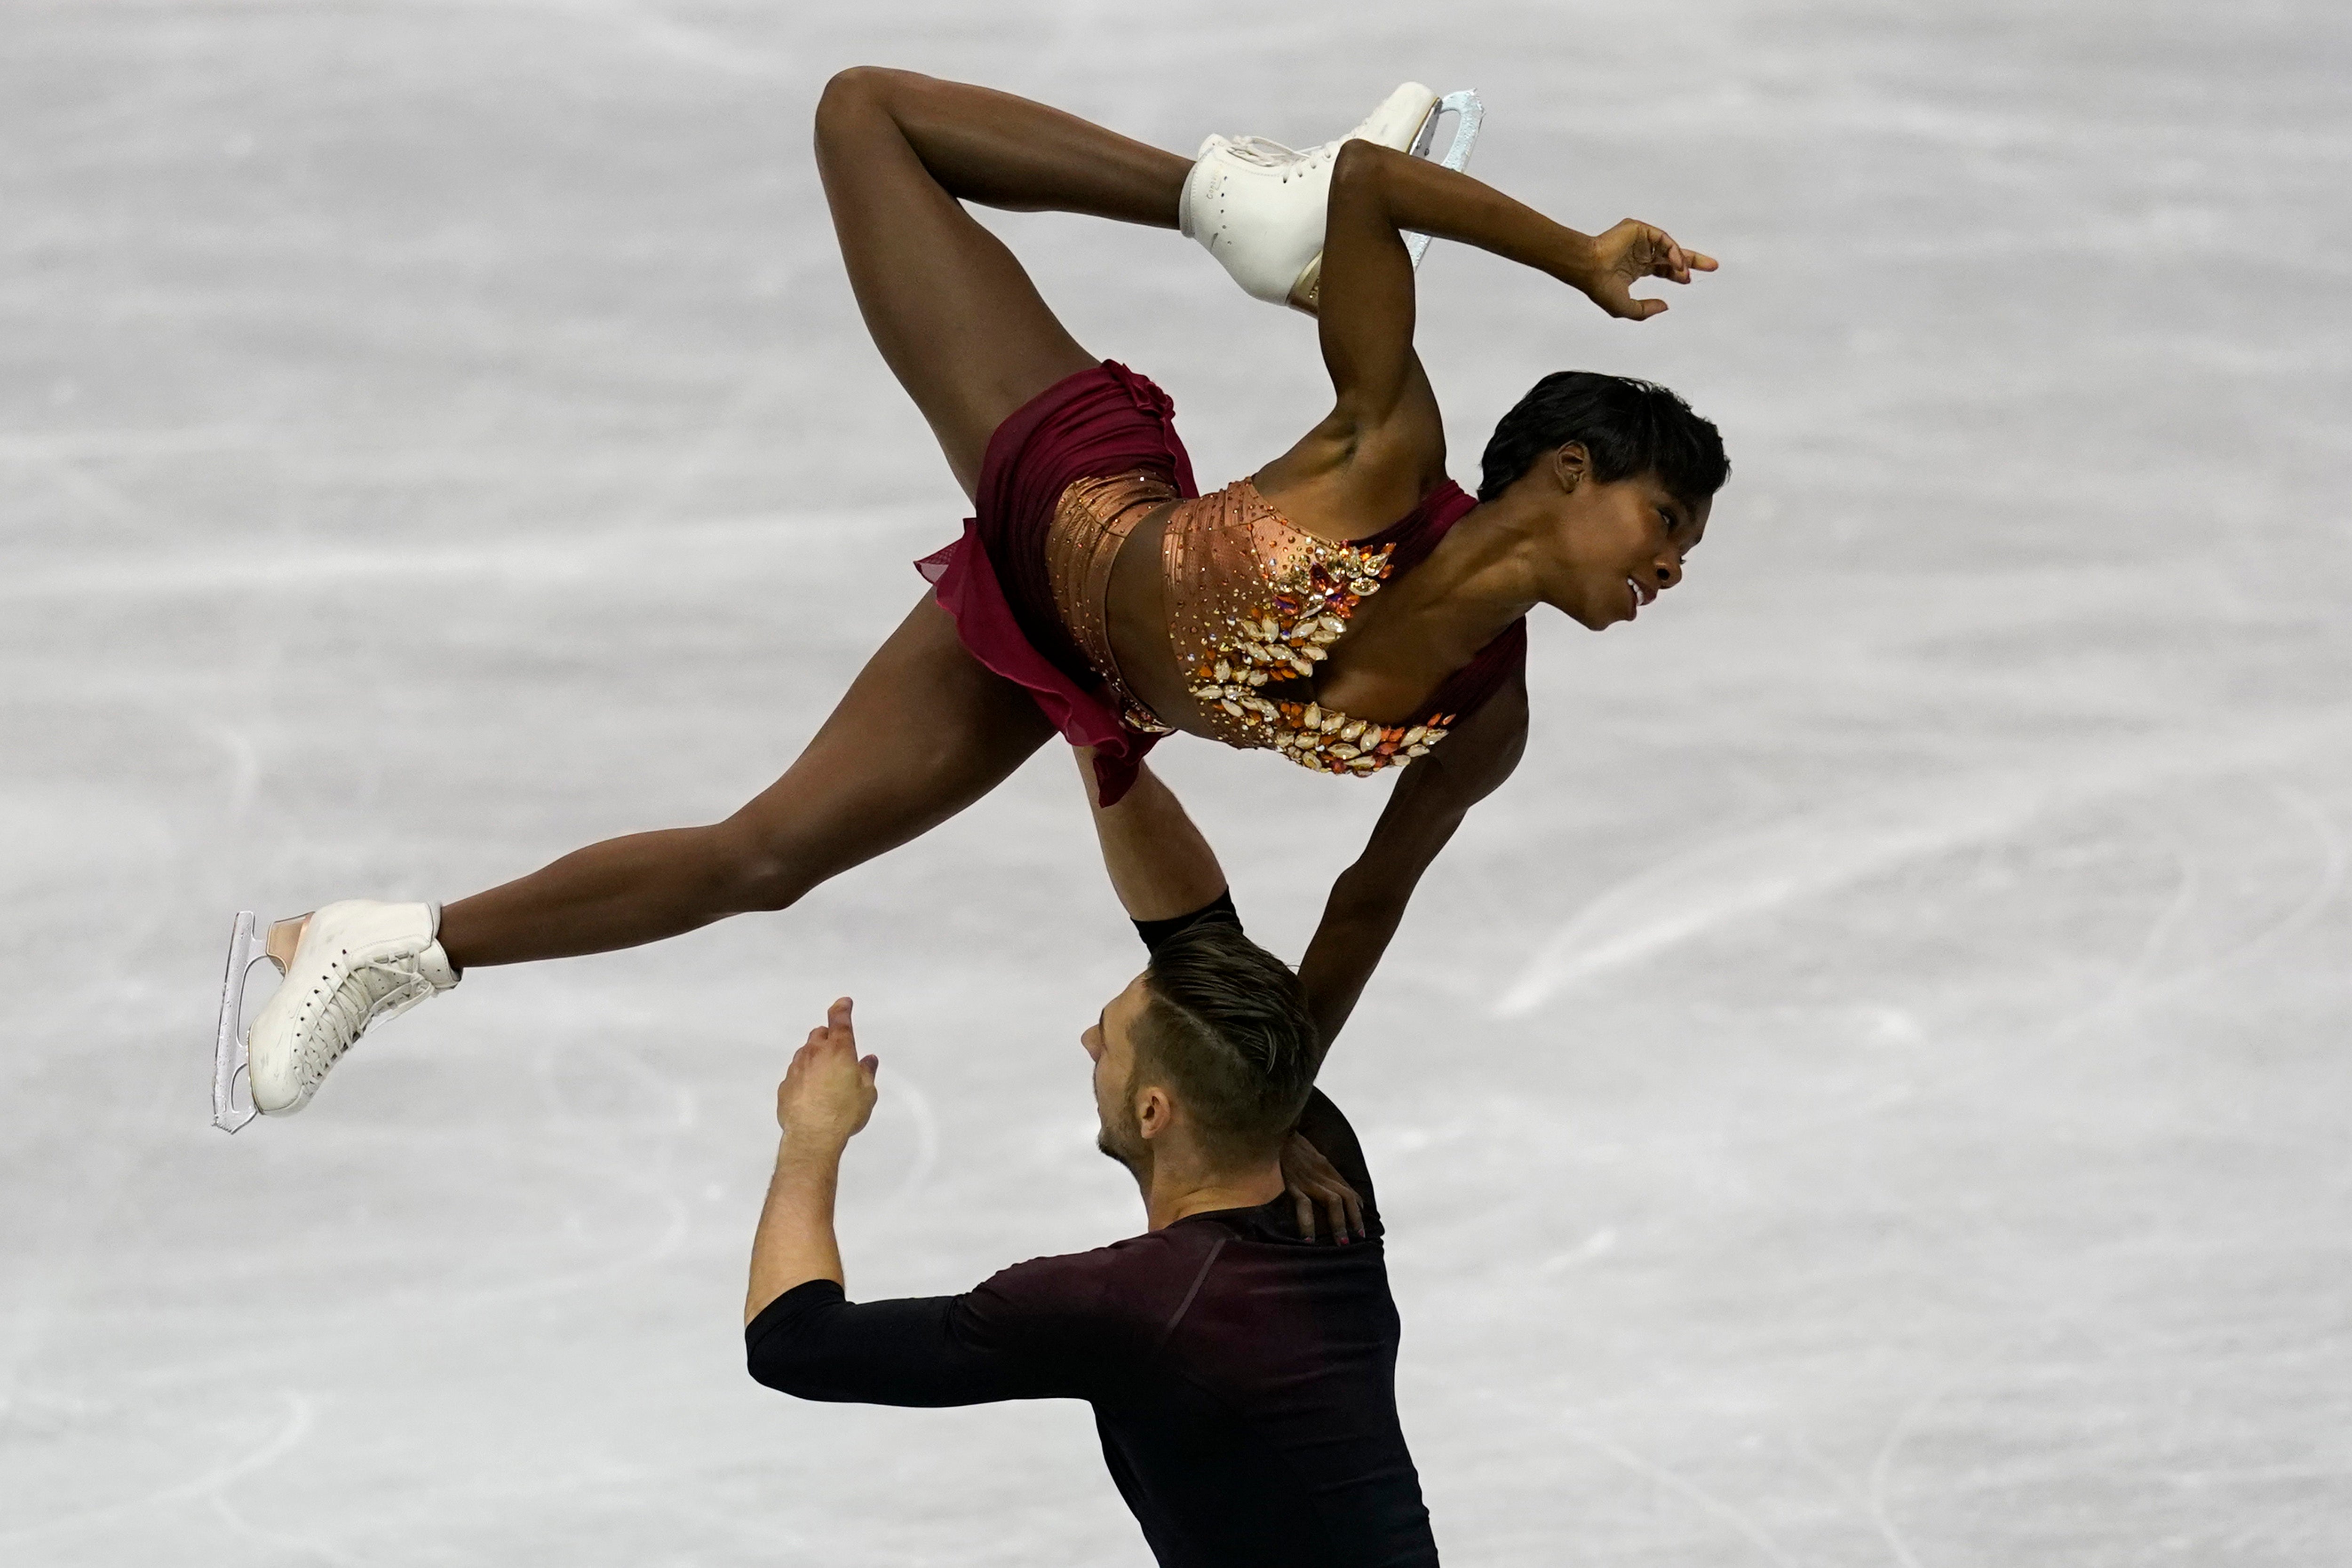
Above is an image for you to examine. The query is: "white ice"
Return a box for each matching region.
[3,3,2348,1563]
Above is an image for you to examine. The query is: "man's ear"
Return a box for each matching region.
[1135,1084,1175,1142]
[1549,441,1591,493]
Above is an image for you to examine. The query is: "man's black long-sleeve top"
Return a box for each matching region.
[745,1085,1435,1567]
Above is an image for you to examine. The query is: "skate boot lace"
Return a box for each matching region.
[1220,135,1309,169]
[298,954,427,1085]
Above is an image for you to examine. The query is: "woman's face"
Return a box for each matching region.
[1533,458,1710,631]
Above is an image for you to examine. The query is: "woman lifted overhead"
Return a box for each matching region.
[222,70,1726,1121]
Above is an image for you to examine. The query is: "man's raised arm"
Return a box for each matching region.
[739,999,1092,1409]
[1076,751,1232,926]
[746,998,877,1325]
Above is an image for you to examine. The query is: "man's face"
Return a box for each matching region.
[1082,973,1153,1175]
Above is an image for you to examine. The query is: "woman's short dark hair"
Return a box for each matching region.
[1477,371,1729,505]
[1135,922,1321,1166]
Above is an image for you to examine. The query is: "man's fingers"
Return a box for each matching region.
[859,1053,880,1081]
[829,997,854,1034]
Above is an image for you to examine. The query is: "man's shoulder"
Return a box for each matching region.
[978,1223,1222,1303]
[963,1225,1223,1343]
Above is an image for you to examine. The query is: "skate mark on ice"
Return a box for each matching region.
[1781,1427,1928,1568]
[1494,773,2063,1016]
[458,1041,699,1306]
[200,721,265,818]
[0,507,928,603]
[33,452,160,530]
[1535,1226,1618,1276]
[2009,779,2342,1032]
[1726,778,2347,1170]
[1495,730,2343,1016]
[888,1068,941,1202]
[0,425,269,467]
[1864,1328,2049,1568]
[2209,783,2346,969]
[530,0,793,81]
[0,1390,313,1550]
[1556,1425,1802,1567]
[442,1164,693,1312]
[208,1486,367,1568]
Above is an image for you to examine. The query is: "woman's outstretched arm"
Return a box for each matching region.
[1294,671,1529,1049]
[1279,140,1716,522]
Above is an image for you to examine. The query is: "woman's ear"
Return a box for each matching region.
[1549,441,1591,493]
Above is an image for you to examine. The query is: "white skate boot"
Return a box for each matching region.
[211,900,459,1129]
[1180,84,1485,315]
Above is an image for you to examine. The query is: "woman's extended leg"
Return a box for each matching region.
[436,596,1053,967]
[810,66,1190,494]
[238,74,1201,1115]
[434,71,1197,968]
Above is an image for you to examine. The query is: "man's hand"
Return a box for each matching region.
[777,997,879,1153]
[747,998,874,1320]
[1281,1131,1366,1243]
[1563,218,1717,321]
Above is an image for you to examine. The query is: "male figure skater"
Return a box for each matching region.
[743,762,1424,1567]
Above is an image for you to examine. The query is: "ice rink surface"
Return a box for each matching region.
[5,1,2349,1562]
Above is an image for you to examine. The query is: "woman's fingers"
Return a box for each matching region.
[1291,1176,1356,1245]
[1319,1187,1351,1243]
[1654,239,1716,281]
[1288,1175,1361,1243]
[1603,286,1663,320]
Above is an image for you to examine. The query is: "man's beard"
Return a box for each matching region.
[1097,1100,1147,1176]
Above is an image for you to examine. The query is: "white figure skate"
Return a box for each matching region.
[1180,83,1486,316]
[211,900,458,1130]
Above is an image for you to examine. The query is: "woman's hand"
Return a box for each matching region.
[1282,1130,1366,1243]
[1565,218,1718,321]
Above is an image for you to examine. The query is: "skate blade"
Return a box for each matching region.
[213,910,277,1133]
[1289,89,1487,316]
[1403,90,1485,269]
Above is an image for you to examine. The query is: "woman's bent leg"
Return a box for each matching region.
[437,597,1054,968]
[814,67,1191,493]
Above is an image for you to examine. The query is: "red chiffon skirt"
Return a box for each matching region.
[916,361,1197,807]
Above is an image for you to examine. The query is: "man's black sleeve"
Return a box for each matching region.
[746,1280,1091,1407]
[748,1269,1105,1401]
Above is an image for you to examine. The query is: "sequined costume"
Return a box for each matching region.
[1144,478,1487,778]
[920,360,1523,805]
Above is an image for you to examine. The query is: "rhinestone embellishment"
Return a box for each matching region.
[1182,534,1453,776]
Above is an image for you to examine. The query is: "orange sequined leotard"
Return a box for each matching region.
[1045,473,1526,777]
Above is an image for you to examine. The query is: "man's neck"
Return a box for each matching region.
[1142,1157,1286,1232]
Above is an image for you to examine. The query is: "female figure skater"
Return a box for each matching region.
[233,69,1726,1119]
